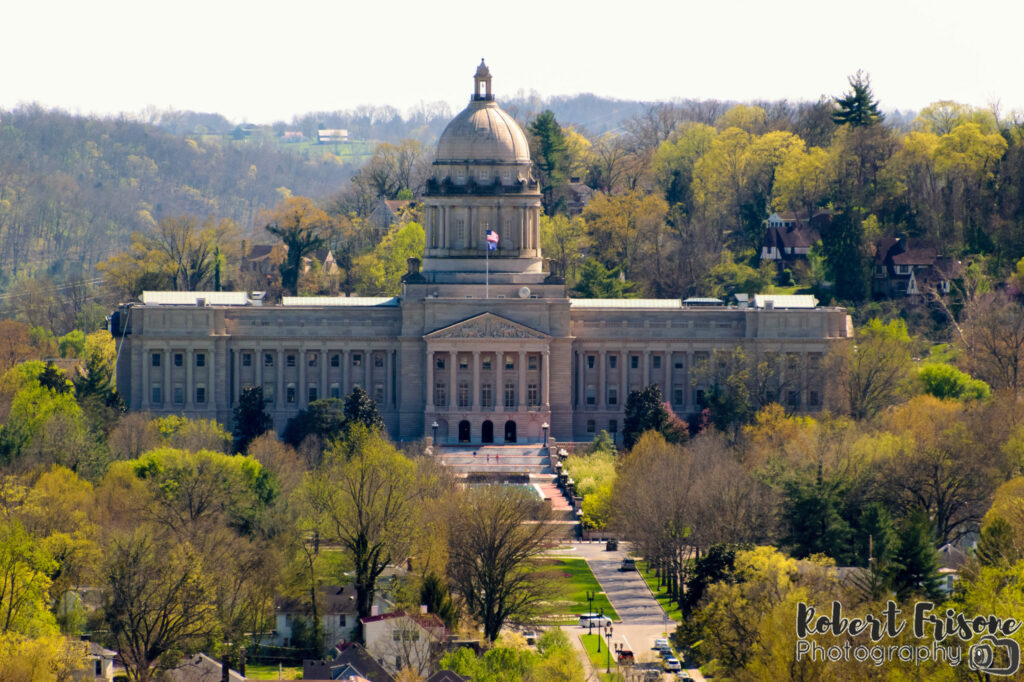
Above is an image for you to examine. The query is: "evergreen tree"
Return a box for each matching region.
[419,572,458,630]
[975,517,1018,567]
[282,398,348,447]
[232,386,274,453]
[572,258,638,298]
[38,362,71,394]
[622,385,671,450]
[887,510,943,601]
[783,475,855,563]
[832,71,884,127]
[343,386,384,433]
[528,110,569,214]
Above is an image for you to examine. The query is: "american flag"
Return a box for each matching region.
[486,229,499,250]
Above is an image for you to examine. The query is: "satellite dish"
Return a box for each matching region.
[518,287,531,299]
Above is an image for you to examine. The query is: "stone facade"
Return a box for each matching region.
[112,63,853,444]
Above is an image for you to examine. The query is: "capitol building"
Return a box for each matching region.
[113,62,852,444]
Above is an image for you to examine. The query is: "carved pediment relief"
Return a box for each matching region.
[425,313,548,341]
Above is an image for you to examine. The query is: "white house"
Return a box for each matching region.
[361,611,447,676]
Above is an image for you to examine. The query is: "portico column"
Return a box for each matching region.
[256,344,264,391]
[686,351,694,411]
[598,350,606,410]
[320,347,327,402]
[576,350,584,408]
[162,346,170,408]
[277,348,285,409]
[518,351,526,410]
[142,345,151,409]
[298,345,307,408]
[643,350,650,387]
[618,351,625,410]
[472,350,480,410]
[495,350,504,411]
[449,350,457,412]
[426,349,435,409]
[209,345,217,412]
[185,348,194,410]
[363,348,370,389]
[341,349,348,394]
[232,346,240,405]
[542,349,550,409]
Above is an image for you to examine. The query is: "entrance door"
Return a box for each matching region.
[504,420,517,443]
[458,420,471,443]
[481,420,494,443]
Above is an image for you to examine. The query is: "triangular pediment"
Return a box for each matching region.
[425,313,548,341]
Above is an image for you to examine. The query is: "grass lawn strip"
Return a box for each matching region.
[637,560,683,624]
[243,663,302,679]
[534,557,620,624]
[580,633,623,682]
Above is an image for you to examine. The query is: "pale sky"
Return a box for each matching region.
[4,0,1023,124]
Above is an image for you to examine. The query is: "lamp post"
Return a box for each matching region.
[585,590,595,636]
[604,625,613,673]
[431,420,439,444]
[542,421,549,444]
[597,608,604,652]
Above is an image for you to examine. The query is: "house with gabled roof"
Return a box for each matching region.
[760,210,829,265]
[361,610,448,676]
[872,235,961,301]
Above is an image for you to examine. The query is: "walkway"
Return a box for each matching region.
[435,445,573,512]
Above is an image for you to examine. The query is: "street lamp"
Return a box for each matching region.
[604,625,614,673]
[597,608,604,652]
[431,420,439,444]
[585,591,595,636]
[542,421,549,443]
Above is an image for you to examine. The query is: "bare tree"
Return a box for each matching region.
[446,485,558,642]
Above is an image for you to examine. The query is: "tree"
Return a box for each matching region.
[886,510,943,601]
[264,196,331,296]
[540,215,587,284]
[916,363,990,401]
[622,384,678,450]
[828,319,914,420]
[232,386,273,454]
[349,222,425,295]
[832,70,884,127]
[528,111,569,214]
[419,573,457,630]
[447,485,557,642]
[582,191,668,282]
[344,385,384,433]
[300,430,419,636]
[571,258,638,299]
[961,292,1024,394]
[0,320,33,375]
[104,531,218,682]
[73,331,123,433]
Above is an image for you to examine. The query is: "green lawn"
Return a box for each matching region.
[244,663,302,679]
[637,560,683,625]
[580,634,624,681]
[534,557,620,624]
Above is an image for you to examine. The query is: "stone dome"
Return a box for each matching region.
[435,63,530,164]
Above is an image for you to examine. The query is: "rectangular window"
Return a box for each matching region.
[586,419,596,433]
[195,385,206,404]
[528,383,539,406]
[330,383,340,399]
[609,355,617,369]
[505,354,514,370]
[787,354,799,371]
[809,354,821,370]
[895,264,912,275]
[174,353,183,367]
[374,354,384,368]
[652,355,662,369]
[242,353,252,367]
[695,388,705,407]
[630,355,639,369]
[286,354,296,368]
[609,419,618,433]
[585,384,596,406]
[352,353,362,367]
[435,383,447,407]
[673,385,684,405]
[264,353,274,367]
[809,390,821,407]
[152,353,161,367]
[374,384,384,403]
[482,356,492,370]
[436,356,446,370]
[528,355,538,370]
[330,354,340,367]
[674,356,684,369]
[480,383,493,408]
[286,384,296,403]
[587,355,595,369]
[308,385,318,402]
[196,353,205,367]
[152,385,162,404]
[308,353,318,367]
[504,382,516,408]
[787,390,800,407]
[458,355,468,370]
[173,386,184,404]
[607,387,618,406]
[263,383,275,404]
[457,382,470,408]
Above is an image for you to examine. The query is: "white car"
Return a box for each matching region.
[654,638,670,649]
[578,614,612,628]
[664,657,682,671]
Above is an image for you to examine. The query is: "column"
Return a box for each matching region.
[142,345,151,409]
[185,348,193,410]
[519,207,527,254]
[161,346,169,403]
[256,344,264,392]
[320,347,328,402]
[209,344,217,412]
[231,346,240,405]
[618,351,626,411]
[495,350,504,411]
[598,350,606,410]
[576,350,584,408]
[664,351,671,393]
[298,345,307,408]
[642,350,650,387]
[449,350,457,412]
[542,349,550,409]
[363,348,370,389]
[426,349,435,409]
[383,349,391,409]
[341,349,348,394]
[472,350,480,410]
[277,348,285,410]
[518,350,527,410]
[686,350,694,411]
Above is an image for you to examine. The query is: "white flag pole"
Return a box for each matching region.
[486,235,490,299]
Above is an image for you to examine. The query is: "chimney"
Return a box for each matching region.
[371,605,379,616]
[421,604,429,614]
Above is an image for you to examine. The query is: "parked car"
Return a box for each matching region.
[675,672,691,679]
[653,638,670,649]
[617,649,635,664]
[659,645,674,657]
[665,657,682,671]
[619,557,637,571]
[578,614,613,628]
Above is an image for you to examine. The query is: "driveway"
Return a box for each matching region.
[548,541,706,682]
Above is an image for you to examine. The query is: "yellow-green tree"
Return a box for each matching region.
[348,221,425,296]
